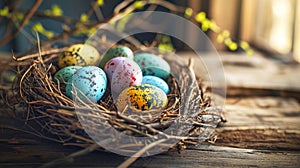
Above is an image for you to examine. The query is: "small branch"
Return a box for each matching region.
[42,0,187,47]
[114,0,134,14]
[0,124,61,143]
[40,143,100,168]
[117,138,167,168]
[0,0,43,47]
[14,47,67,61]
[41,16,114,47]
[0,85,11,90]
[146,0,186,13]
[91,2,104,21]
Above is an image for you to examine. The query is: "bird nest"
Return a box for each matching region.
[11,44,223,156]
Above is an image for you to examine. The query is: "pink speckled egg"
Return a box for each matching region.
[104,57,142,95]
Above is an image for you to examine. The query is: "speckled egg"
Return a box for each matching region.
[99,46,134,68]
[104,57,142,95]
[65,66,107,103]
[142,75,170,94]
[134,53,170,79]
[58,44,100,68]
[117,84,168,111]
[53,66,82,84]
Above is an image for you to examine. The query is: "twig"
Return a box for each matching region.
[39,143,100,168]
[145,0,186,13]
[1,0,24,41]
[19,62,35,103]
[14,9,91,25]
[114,0,134,14]
[41,16,114,47]
[0,124,61,143]
[91,2,104,21]
[117,138,167,168]
[41,0,187,47]
[0,85,11,90]
[0,0,43,47]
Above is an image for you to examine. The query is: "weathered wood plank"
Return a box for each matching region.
[1,95,300,166]
[1,97,299,152]
[212,97,300,151]
[1,51,300,167]
[223,97,300,130]
[1,134,300,168]
[226,87,300,100]
[179,51,300,93]
[1,95,300,167]
[143,146,300,168]
[215,128,300,151]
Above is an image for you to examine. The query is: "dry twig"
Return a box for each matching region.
[0,0,43,47]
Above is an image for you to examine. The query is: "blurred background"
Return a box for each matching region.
[1,1,300,167]
[0,0,299,63]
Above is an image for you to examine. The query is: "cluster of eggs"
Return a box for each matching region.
[54,44,171,111]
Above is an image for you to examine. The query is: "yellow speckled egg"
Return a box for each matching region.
[58,44,100,68]
[117,84,168,111]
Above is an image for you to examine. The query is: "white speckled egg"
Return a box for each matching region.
[54,66,82,84]
[142,75,170,94]
[99,46,134,68]
[65,66,107,103]
[104,57,142,95]
[134,53,170,79]
[58,44,100,68]
[117,84,168,111]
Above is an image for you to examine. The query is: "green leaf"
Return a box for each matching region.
[221,30,230,38]
[32,23,54,39]
[228,42,238,51]
[96,0,104,6]
[209,20,220,32]
[32,23,45,32]
[43,31,54,38]
[240,41,249,49]
[201,19,211,31]
[239,41,254,55]
[87,27,97,36]
[184,8,193,18]
[133,1,145,9]
[0,6,9,16]
[158,35,174,53]
[80,13,89,22]
[16,13,24,21]
[116,14,131,31]
[52,4,63,16]
[246,49,254,56]
[217,34,224,43]
[195,12,206,22]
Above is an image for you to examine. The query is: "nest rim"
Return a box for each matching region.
[11,44,222,155]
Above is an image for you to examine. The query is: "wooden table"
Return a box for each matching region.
[1,52,300,167]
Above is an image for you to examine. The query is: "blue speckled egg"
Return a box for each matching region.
[54,66,82,84]
[117,84,168,111]
[58,44,100,68]
[104,57,142,95]
[134,53,170,79]
[142,75,170,94]
[65,66,107,103]
[99,46,134,68]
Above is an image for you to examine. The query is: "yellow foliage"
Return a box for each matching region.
[133,1,145,9]
[96,0,104,6]
[52,5,63,16]
[184,8,193,18]
[80,13,89,22]
[32,23,54,38]
[195,12,206,22]
[0,6,9,16]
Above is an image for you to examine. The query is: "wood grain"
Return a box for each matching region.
[1,52,300,167]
